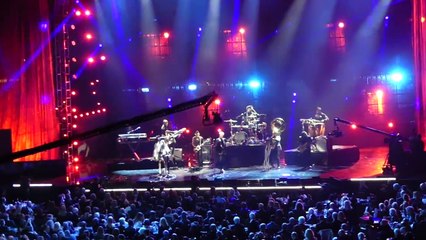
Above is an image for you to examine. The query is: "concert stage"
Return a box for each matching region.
[102,147,389,185]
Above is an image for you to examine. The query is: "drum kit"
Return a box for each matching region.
[300,118,325,137]
[224,114,267,145]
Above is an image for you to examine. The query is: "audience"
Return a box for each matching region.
[0,180,425,239]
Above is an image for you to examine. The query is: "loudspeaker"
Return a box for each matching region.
[173,148,183,161]
[0,129,12,156]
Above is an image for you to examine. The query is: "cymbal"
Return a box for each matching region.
[224,119,238,123]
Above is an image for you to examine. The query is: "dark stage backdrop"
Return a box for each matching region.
[0,0,59,161]
[414,0,426,145]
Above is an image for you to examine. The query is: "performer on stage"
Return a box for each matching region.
[312,107,329,136]
[192,130,204,167]
[214,130,227,172]
[161,119,170,136]
[263,118,284,170]
[297,131,314,170]
[154,119,185,176]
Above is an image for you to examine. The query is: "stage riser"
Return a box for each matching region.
[284,145,359,167]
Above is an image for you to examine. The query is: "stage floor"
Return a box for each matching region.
[104,146,388,183]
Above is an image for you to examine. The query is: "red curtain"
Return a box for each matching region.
[413,0,426,144]
[0,0,59,161]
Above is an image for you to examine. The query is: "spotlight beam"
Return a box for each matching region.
[1,92,219,161]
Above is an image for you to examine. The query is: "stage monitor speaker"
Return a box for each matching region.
[0,129,12,164]
[173,148,183,161]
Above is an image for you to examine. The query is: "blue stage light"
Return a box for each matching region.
[390,72,403,83]
[248,79,261,89]
[188,84,197,91]
[141,88,149,93]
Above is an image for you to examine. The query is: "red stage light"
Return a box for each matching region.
[214,99,221,105]
[75,10,82,16]
[73,157,79,162]
[102,108,106,112]
[85,112,89,116]
[75,165,79,171]
[73,141,78,146]
[239,28,246,34]
[72,124,77,128]
[92,91,96,95]
[72,108,76,112]
[338,22,345,28]
[97,110,101,113]
[71,57,77,62]
[85,33,93,40]
[84,10,91,16]
[185,129,190,134]
[421,17,425,23]
[351,124,357,129]
[87,57,94,63]
[92,111,95,114]
[388,122,394,128]
[71,91,76,96]
[163,32,170,39]
[100,55,106,61]
[217,128,222,133]
[71,41,76,46]
[74,116,78,119]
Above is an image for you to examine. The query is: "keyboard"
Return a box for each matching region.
[117,133,148,143]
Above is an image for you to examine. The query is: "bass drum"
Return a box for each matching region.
[233,131,247,145]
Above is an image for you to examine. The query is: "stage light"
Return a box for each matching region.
[385,16,389,20]
[102,108,106,112]
[198,27,202,31]
[85,33,93,40]
[92,91,96,95]
[214,99,221,105]
[99,43,103,48]
[376,89,384,98]
[141,87,150,93]
[39,21,48,32]
[92,111,95,114]
[74,115,77,119]
[71,91,76,96]
[63,134,67,137]
[73,157,79,162]
[185,129,190,134]
[97,110,101,113]
[97,102,101,105]
[71,57,77,62]
[75,165,79,171]
[188,84,197,91]
[72,124,77,128]
[293,92,297,97]
[100,55,106,61]
[167,98,171,102]
[95,79,99,82]
[163,32,170,39]
[73,141,78,146]
[421,17,425,23]
[248,79,261,89]
[87,57,94,63]
[388,122,394,128]
[292,100,296,104]
[85,112,89,116]
[351,124,357,129]
[72,108,77,113]
[79,114,83,117]
[75,10,82,16]
[90,82,94,86]
[70,25,76,30]
[84,10,91,16]
[390,72,403,83]
[217,128,222,133]
[338,22,345,28]
[239,28,246,34]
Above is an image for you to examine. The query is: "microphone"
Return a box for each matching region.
[127,126,141,134]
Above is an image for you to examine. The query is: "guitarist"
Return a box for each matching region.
[192,130,204,167]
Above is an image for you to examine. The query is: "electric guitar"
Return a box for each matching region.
[194,138,211,152]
